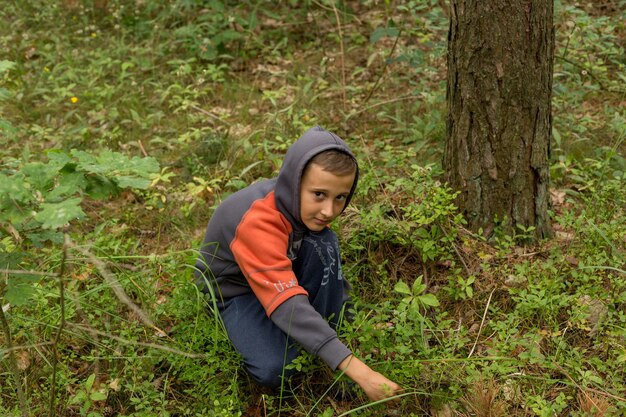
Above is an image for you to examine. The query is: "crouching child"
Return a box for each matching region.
[194,126,400,401]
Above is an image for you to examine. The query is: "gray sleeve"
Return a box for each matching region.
[270,294,352,370]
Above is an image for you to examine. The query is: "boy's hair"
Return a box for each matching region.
[307,150,357,176]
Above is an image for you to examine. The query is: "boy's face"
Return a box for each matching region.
[299,163,355,232]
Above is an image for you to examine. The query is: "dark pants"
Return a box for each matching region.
[218,228,348,388]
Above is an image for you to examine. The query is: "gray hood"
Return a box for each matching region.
[274,126,359,231]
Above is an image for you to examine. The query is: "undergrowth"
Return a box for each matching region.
[1,0,625,416]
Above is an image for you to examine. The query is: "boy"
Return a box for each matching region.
[195,126,400,400]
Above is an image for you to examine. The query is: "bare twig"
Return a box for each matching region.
[552,361,626,404]
[137,140,149,157]
[67,323,207,359]
[468,288,495,358]
[49,235,69,417]
[0,269,58,277]
[556,55,605,90]
[67,239,166,336]
[363,29,402,105]
[0,342,54,356]
[189,104,231,126]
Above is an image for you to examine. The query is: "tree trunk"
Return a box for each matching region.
[444,0,554,240]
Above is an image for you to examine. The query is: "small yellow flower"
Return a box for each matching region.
[44,67,50,72]
[71,96,78,104]
[91,32,97,38]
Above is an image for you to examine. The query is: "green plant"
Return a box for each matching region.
[0,149,159,306]
[446,274,476,301]
[67,374,108,417]
[394,276,440,315]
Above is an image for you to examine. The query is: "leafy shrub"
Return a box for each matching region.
[0,149,159,306]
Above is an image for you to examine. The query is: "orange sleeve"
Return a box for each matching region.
[230,192,309,316]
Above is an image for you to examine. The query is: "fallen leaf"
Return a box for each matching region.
[16,351,30,370]
[108,378,121,392]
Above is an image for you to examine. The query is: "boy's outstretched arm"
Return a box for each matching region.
[338,355,401,401]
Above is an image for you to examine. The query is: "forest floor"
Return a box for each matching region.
[1,1,625,416]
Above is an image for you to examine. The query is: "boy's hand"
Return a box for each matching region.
[338,355,401,401]
[358,370,401,401]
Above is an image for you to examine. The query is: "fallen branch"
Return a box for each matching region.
[552,361,626,404]
[468,288,495,358]
[0,269,58,277]
[66,239,165,336]
[68,323,207,359]
[189,104,231,126]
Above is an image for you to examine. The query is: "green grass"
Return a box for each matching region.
[1,0,625,416]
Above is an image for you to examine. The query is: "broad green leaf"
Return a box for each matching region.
[0,173,32,203]
[34,198,85,229]
[26,231,64,246]
[72,149,159,189]
[89,391,107,402]
[5,284,37,306]
[130,109,141,123]
[47,172,87,200]
[46,150,74,171]
[410,297,421,313]
[0,60,15,73]
[72,150,106,174]
[414,227,430,239]
[418,293,440,307]
[0,118,17,137]
[0,252,25,269]
[0,87,12,100]
[394,281,411,295]
[412,275,426,295]
[370,27,400,43]
[115,175,151,189]
[552,127,561,147]
[85,374,96,391]
[22,162,58,192]
[4,274,40,307]
[85,178,118,200]
[215,29,244,44]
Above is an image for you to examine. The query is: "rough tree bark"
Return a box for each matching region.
[443,0,554,240]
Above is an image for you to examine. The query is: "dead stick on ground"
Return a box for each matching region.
[137,140,149,157]
[0,269,58,277]
[189,104,231,126]
[66,239,165,336]
[68,323,206,359]
[553,361,626,404]
[0,342,54,356]
[552,363,601,410]
[468,288,495,358]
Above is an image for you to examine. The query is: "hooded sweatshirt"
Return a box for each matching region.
[194,126,359,370]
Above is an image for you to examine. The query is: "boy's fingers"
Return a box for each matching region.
[379,382,401,397]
